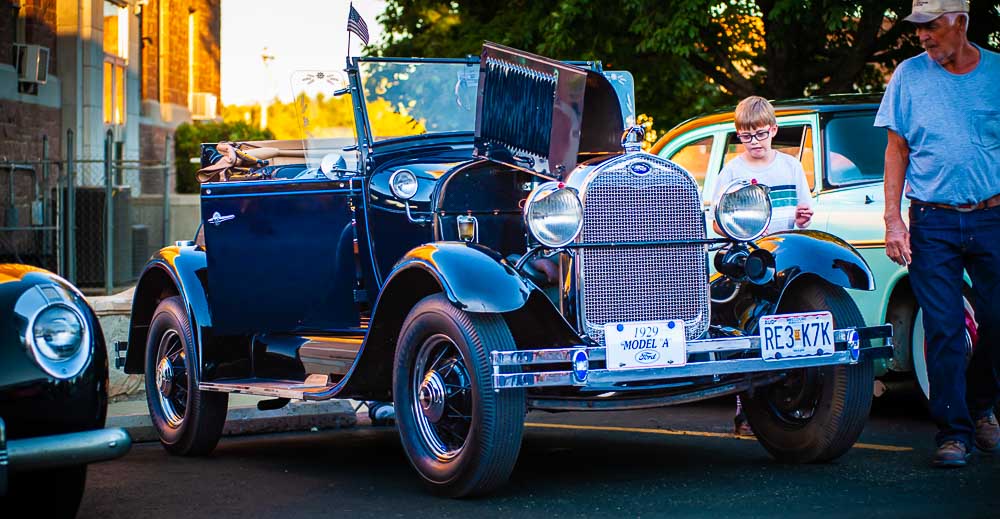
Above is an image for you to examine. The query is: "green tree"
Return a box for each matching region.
[375,1,1000,130]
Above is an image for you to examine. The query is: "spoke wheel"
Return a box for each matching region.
[155,329,188,427]
[394,294,525,497]
[144,296,228,456]
[412,334,473,460]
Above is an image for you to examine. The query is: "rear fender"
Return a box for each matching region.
[123,246,210,374]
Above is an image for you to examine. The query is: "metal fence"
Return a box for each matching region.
[0,129,173,294]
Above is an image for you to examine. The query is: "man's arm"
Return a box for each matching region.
[883,129,911,265]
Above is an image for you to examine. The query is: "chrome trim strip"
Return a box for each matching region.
[6,427,131,472]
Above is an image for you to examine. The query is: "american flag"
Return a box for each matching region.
[347,4,369,45]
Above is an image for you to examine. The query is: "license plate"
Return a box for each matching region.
[604,320,686,370]
[759,311,834,361]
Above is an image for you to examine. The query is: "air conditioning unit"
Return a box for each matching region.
[13,44,50,84]
[189,92,218,120]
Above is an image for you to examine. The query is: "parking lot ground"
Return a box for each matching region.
[80,392,999,519]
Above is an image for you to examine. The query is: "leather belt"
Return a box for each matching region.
[911,193,1000,213]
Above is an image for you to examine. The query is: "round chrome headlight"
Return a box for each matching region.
[715,180,772,241]
[33,305,84,360]
[524,182,584,248]
[389,169,419,199]
[26,303,90,379]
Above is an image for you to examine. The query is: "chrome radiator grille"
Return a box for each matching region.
[579,155,709,344]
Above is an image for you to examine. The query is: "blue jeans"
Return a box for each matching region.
[909,204,1000,449]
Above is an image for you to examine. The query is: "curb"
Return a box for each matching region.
[109,399,359,442]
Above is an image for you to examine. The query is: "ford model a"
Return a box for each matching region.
[117,43,891,497]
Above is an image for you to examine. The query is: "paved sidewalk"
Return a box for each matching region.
[91,289,359,442]
[108,394,359,442]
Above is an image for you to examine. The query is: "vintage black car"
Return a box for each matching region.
[117,43,891,497]
[0,264,131,516]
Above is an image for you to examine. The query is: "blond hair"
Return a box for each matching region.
[734,96,776,131]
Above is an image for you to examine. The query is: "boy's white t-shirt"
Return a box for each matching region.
[712,152,812,234]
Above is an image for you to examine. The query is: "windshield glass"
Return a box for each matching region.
[359,60,479,141]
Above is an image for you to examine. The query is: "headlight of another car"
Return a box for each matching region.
[33,305,84,360]
[26,303,90,379]
[715,180,772,241]
[524,182,584,247]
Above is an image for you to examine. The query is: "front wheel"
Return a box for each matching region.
[393,294,525,497]
[911,296,977,400]
[742,281,874,463]
[144,296,228,455]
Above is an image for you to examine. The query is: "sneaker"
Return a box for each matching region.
[974,413,1000,452]
[932,440,970,468]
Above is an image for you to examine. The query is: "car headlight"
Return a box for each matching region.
[33,305,84,360]
[524,182,584,247]
[25,302,90,379]
[715,180,772,241]
[389,169,419,199]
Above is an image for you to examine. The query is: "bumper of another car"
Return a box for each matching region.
[491,324,893,390]
[0,417,132,495]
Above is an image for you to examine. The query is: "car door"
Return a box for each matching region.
[201,177,364,335]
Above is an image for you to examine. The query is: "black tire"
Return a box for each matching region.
[144,296,228,455]
[1,466,86,518]
[393,294,525,497]
[741,281,874,463]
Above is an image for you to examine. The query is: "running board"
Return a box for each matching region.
[199,375,337,400]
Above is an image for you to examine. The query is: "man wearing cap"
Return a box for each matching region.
[876,0,1000,468]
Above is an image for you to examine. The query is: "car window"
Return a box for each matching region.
[825,113,886,186]
[724,124,806,168]
[667,136,714,187]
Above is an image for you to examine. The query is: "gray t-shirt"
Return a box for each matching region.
[874,45,1000,205]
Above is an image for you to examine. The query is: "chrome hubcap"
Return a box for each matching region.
[419,371,447,422]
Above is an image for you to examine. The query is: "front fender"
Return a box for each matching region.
[757,229,875,296]
[123,245,210,374]
[392,241,534,313]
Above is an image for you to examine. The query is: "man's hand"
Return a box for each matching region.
[885,216,911,266]
[795,205,813,228]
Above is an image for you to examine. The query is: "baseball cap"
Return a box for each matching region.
[904,0,970,23]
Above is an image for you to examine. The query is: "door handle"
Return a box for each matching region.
[208,212,235,226]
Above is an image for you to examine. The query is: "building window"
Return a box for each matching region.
[103,1,128,125]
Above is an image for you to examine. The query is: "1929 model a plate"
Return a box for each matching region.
[604,320,687,370]
[759,311,834,361]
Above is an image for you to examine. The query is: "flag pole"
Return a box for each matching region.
[346,2,353,60]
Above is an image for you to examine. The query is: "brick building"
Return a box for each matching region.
[1,0,220,284]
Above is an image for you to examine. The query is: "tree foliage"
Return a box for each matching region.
[374,0,1000,129]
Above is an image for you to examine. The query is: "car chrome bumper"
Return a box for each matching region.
[1,417,132,495]
[491,324,893,390]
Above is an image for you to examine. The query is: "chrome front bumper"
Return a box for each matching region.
[0,417,132,495]
[491,324,893,391]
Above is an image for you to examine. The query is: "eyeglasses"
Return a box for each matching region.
[736,129,772,143]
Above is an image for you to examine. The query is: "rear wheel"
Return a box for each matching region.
[911,296,977,400]
[742,281,874,463]
[393,294,525,497]
[144,296,229,455]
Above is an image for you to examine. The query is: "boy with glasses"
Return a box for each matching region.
[711,95,814,435]
[712,96,813,236]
